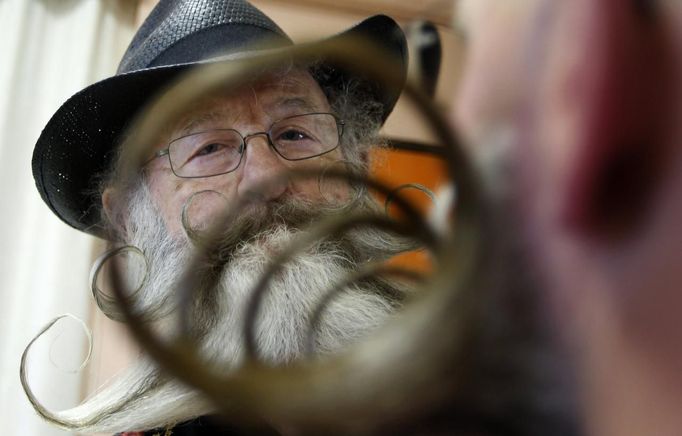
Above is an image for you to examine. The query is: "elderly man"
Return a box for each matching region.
[28,0,420,434]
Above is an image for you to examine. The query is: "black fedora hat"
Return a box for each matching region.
[32,0,411,237]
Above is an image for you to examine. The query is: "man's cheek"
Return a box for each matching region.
[290,154,352,203]
[148,177,231,238]
[290,175,349,204]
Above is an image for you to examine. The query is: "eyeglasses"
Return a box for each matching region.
[147,112,345,178]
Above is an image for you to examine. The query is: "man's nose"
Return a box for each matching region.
[236,133,288,202]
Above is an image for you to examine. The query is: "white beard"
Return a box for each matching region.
[202,225,397,365]
[62,182,405,433]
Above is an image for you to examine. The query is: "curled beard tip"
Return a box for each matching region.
[90,245,149,322]
[20,314,94,429]
[181,189,230,245]
[384,183,436,216]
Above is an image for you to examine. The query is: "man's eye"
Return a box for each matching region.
[278,129,310,142]
[196,142,224,156]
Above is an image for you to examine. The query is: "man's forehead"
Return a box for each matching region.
[254,68,318,91]
[171,69,328,135]
[176,97,321,135]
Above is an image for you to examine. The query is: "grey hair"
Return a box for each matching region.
[309,62,386,172]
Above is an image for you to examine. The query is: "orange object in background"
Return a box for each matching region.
[370,146,448,273]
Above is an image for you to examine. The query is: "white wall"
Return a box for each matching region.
[0,1,136,434]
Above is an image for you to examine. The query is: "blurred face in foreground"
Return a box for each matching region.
[455,0,682,435]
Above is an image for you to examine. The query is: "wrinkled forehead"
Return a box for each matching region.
[168,67,331,137]
[227,66,317,97]
[196,67,328,110]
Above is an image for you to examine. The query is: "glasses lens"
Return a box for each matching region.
[169,130,243,177]
[270,114,340,160]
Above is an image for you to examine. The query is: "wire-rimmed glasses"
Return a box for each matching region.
[148,112,345,178]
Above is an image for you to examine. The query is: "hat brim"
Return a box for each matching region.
[32,15,408,237]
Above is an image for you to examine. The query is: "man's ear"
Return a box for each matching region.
[101,186,128,238]
[561,0,675,241]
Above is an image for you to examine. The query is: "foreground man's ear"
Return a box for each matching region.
[559,0,676,241]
